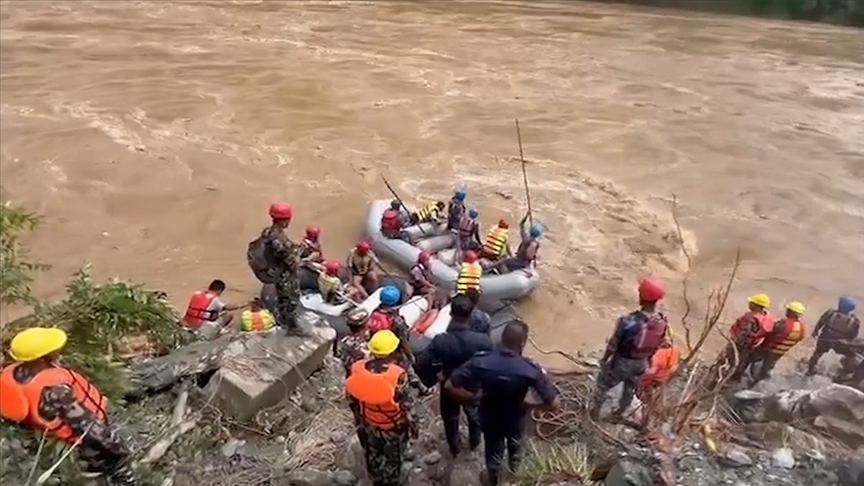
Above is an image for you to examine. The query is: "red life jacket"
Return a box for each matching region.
[183,291,218,329]
[625,312,668,359]
[368,310,394,334]
[760,318,805,356]
[458,215,477,238]
[730,310,774,348]
[381,209,402,237]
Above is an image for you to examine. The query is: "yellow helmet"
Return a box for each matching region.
[9,327,68,362]
[786,301,806,315]
[748,293,771,308]
[368,329,400,357]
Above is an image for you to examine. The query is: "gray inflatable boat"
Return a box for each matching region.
[364,199,539,301]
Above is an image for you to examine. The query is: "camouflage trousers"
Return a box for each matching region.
[589,356,647,417]
[78,441,139,486]
[362,424,409,486]
[274,271,300,329]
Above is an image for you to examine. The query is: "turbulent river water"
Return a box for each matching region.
[1,1,862,366]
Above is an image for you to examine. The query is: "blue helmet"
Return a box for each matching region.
[529,224,542,238]
[380,286,401,306]
[838,295,856,313]
[454,191,466,202]
[469,208,479,218]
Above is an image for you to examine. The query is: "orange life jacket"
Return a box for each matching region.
[730,310,774,348]
[344,360,407,430]
[640,345,680,389]
[0,364,108,443]
[760,317,805,356]
[183,291,218,329]
[381,209,402,237]
[458,215,477,239]
[482,226,508,258]
[456,262,482,295]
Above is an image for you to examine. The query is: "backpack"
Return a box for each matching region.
[247,232,279,284]
[627,312,668,359]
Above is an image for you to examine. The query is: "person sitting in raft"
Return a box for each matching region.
[456,251,482,296]
[411,201,446,225]
[381,200,410,240]
[319,260,360,304]
[346,241,387,300]
[479,219,512,263]
[496,213,540,274]
[182,279,248,337]
[407,251,437,306]
[447,190,467,231]
[457,208,482,253]
[300,225,324,265]
[240,298,276,332]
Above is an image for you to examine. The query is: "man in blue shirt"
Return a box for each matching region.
[415,294,494,457]
[445,320,558,485]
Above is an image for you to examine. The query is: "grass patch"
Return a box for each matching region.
[507,439,595,486]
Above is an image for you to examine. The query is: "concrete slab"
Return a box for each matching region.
[209,311,337,421]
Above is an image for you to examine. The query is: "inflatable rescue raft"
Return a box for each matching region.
[364,199,539,301]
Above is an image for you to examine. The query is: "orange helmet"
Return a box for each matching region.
[463,250,478,264]
[638,277,665,302]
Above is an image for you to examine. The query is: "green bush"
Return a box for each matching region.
[0,203,50,308]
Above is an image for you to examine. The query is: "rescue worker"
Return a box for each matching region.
[182,279,246,337]
[447,190,467,231]
[455,250,482,296]
[345,330,417,486]
[412,200,446,225]
[807,296,860,375]
[318,260,359,304]
[724,294,774,382]
[0,328,139,486]
[407,251,436,305]
[346,241,386,300]
[457,208,482,251]
[496,213,540,274]
[637,328,680,426]
[746,302,807,386]
[240,298,276,332]
[335,308,372,449]
[368,287,427,393]
[480,219,512,262]
[445,321,558,486]
[589,277,668,421]
[415,294,494,457]
[247,203,305,335]
[380,200,408,240]
[300,225,324,264]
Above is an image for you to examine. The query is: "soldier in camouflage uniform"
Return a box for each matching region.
[261,203,306,335]
[335,309,373,448]
[0,328,139,486]
[345,331,416,486]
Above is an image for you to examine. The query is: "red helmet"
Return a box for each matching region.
[268,203,293,220]
[324,260,340,275]
[638,277,665,302]
[356,241,371,254]
[498,219,509,229]
[418,251,431,265]
[463,250,478,264]
[305,225,320,240]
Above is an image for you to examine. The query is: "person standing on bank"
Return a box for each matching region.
[807,296,859,376]
[445,321,558,485]
[247,203,306,335]
[0,328,140,486]
[589,277,668,421]
[415,294,494,458]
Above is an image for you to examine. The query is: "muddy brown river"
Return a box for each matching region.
[2,1,862,366]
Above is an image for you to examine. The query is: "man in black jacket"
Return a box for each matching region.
[415,294,494,457]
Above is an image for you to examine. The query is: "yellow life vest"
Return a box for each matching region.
[350,251,373,275]
[456,262,482,295]
[417,203,442,222]
[318,273,341,302]
[241,310,275,332]
[482,226,509,258]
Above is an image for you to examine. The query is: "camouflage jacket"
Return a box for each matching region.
[261,225,302,274]
[336,330,371,375]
